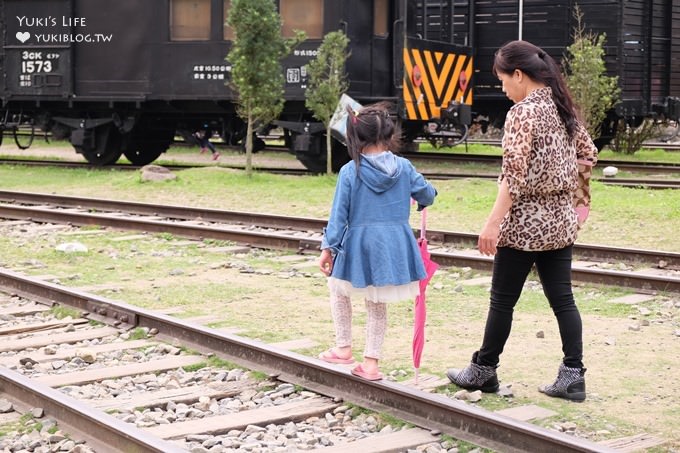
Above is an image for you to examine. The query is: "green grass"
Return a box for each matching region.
[50,305,82,319]
[598,147,680,164]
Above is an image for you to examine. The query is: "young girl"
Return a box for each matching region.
[318,101,437,381]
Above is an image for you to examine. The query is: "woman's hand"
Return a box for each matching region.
[319,249,333,276]
[478,178,512,256]
[478,220,501,256]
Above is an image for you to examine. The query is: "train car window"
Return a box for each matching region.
[223,0,234,40]
[280,0,323,39]
[374,0,389,37]
[170,0,211,41]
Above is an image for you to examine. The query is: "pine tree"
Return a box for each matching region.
[226,0,304,175]
[305,30,350,174]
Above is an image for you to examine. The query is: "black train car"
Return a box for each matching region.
[0,0,472,170]
[0,1,678,170]
[453,0,680,143]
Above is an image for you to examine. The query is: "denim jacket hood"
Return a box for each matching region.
[358,151,400,194]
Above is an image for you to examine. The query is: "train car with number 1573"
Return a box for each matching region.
[2,1,677,171]
[0,0,472,172]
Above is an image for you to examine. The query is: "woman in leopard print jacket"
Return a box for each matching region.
[446,40,597,402]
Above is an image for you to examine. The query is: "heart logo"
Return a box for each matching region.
[16,31,30,43]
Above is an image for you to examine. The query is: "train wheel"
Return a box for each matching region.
[296,136,349,173]
[239,135,265,153]
[123,146,166,166]
[77,125,123,166]
[123,120,175,165]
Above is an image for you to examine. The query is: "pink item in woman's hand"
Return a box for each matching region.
[575,206,590,225]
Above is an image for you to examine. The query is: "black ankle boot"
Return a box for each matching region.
[446,352,499,393]
[539,363,586,402]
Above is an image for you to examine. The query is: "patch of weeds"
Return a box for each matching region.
[128,327,149,340]
[156,232,177,241]
[7,413,42,435]
[258,383,277,392]
[182,362,208,372]
[204,356,239,369]
[249,331,290,344]
[345,404,371,417]
[374,412,409,430]
[202,239,236,247]
[249,370,269,381]
[50,305,81,319]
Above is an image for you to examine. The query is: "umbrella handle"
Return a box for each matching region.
[420,208,427,240]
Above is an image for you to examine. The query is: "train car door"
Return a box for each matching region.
[2,0,73,98]
[72,0,150,98]
[370,0,392,97]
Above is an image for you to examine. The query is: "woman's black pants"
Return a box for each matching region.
[476,245,584,369]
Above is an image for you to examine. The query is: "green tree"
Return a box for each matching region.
[226,0,304,175]
[305,30,350,174]
[563,5,620,139]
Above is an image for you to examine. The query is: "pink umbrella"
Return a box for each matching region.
[413,207,438,384]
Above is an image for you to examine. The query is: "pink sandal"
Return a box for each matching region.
[318,349,355,364]
[351,364,383,381]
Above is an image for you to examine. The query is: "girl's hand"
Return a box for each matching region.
[319,249,333,276]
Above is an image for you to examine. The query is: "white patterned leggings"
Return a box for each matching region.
[330,291,387,359]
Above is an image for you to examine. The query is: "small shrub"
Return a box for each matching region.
[609,119,660,154]
[563,5,620,139]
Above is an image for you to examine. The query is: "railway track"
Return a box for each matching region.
[464,138,680,153]
[0,190,677,294]
[0,268,623,453]
[1,156,678,189]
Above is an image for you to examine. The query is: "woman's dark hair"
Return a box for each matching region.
[493,40,578,138]
[345,101,401,170]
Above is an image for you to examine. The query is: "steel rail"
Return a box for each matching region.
[2,156,680,185]
[427,253,680,294]
[0,268,617,453]
[0,190,325,232]
[0,195,678,292]
[1,190,678,268]
[598,178,680,189]
[0,367,184,453]
[466,138,680,153]
[407,151,680,173]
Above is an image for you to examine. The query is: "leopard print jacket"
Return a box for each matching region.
[498,87,598,251]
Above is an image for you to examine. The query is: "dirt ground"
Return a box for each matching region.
[1,143,679,451]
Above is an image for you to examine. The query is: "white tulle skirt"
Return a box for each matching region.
[327,277,420,303]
